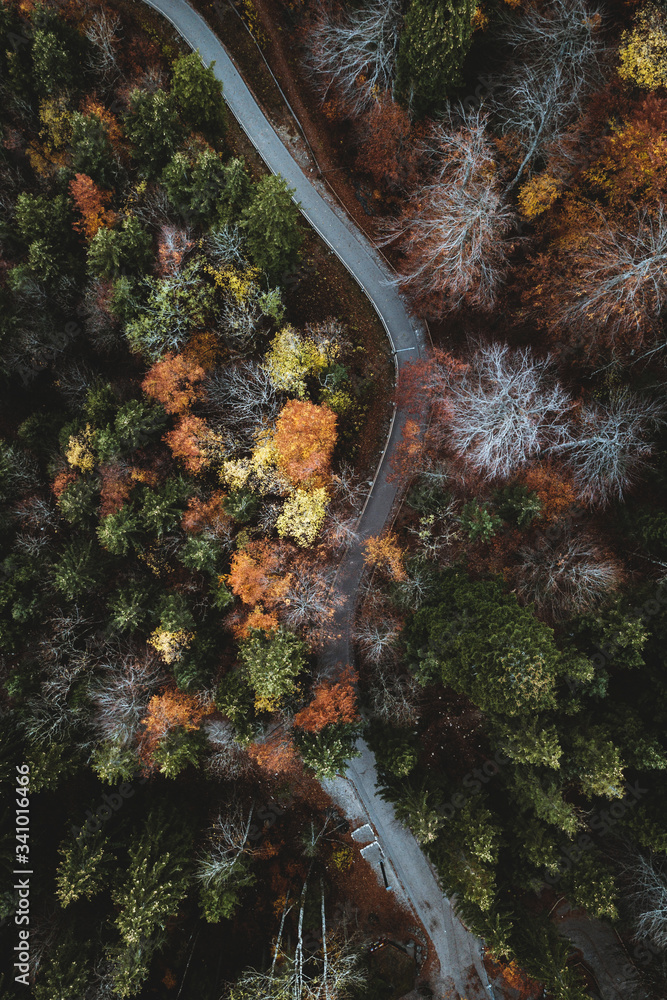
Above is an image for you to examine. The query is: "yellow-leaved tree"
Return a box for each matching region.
[263,322,343,398]
[276,487,329,547]
[619,3,667,89]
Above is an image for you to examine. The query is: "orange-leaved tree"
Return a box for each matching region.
[363,532,407,582]
[139,685,211,769]
[142,352,206,414]
[226,539,292,606]
[293,666,358,732]
[181,491,230,536]
[247,729,299,776]
[99,463,132,516]
[354,94,424,197]
[164,415,224,473]
[69,173,116,239]
[520,462,577,522]
[232,606,280,640]
[273,399,337,485]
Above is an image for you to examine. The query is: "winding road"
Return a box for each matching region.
[140,2,626,998]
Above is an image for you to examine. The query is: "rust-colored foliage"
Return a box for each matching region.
[139,685,211,769]
[233,606,280,640]
[79,95,123,148]
[248,729,299,776]
[363,532,408,582]
[226,539,292,606]
[389,418,424,482]
[69,173,116,239]
[586,95,667,213]
[183,330,221,369]
[51,470,77,497]
[520,462,577,522]
[273,399,337,485]
[491,958,543,999]
[142,352,206,415]
[354,95,424,197]
[99,463,132,516]
[293,666,359,732]
[164,415,216,474]
[181,491,230,536]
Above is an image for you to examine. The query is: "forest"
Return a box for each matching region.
[290,0,667,996]
[3,0,667,998]
[0,1,396,997]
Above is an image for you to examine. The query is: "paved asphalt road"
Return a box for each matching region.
[140,3,630,998]
[141,1,494,993]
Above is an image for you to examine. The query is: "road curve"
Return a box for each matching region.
[136,7,639,998]
[141,0,494,993]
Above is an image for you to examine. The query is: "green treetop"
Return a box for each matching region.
[171,50,228,141]
[405,569,591,717]
[394,0,477,118]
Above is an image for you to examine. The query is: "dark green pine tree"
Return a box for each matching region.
[394,0,477,118]
[241,175,302,280]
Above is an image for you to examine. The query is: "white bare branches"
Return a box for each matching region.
[196,800,254,887]
[366,663,420,728]
[306,0,402,114]
[438,343,572,480]
[626,853,667,952]
[205,360,282,446]
[281,564,346,645]
[207,225,246,268]
[558,205,667,345]
[489,0,605,186]
[85,9,121,81]
[354,616,402,666]
[202,718,250,778]
[516,534,621,617]
[384,108,514,313]
[553,389,665,505]
[229,932,365,999]
[88,655,164,748]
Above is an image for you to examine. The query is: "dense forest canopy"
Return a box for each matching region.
[5,0,667,997]
[303,0,667,995]
[0,1,395,997]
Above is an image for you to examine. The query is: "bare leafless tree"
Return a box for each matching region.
[354,613,402,666]
[330,462,371,514]
[202,718,250,779]
[204,360,283,445]
[489,0,605,186]
[625,853,667,952]
[366,663,421,728]
[85,9,122,81]
[557,205,667,348]
[88,654,164,748]
[516,534,621,617]
[131,185,173,231]
[281,564,346,645]
[228,924,365,999]
[438,342,572,480]
[39,606,97,674]
[306,0,402,114]
[196,799,255,887]
[383,108,514,313]
[322,508,360,556]
[220,294,267,355]
[207,225,246,267]
[552,389,665,505]
[12,494,58,557]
